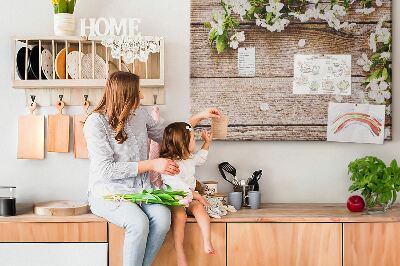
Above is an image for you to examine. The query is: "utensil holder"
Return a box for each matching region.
[234,185,254,207]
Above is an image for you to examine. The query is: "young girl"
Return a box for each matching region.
[160,122,214,266]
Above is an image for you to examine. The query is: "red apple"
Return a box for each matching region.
[347,195,365,212]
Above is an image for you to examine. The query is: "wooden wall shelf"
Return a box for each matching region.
[12,36,165,106]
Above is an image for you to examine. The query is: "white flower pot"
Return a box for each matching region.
[54,13,75,36]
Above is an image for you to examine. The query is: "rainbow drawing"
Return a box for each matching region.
[331,112,383,137]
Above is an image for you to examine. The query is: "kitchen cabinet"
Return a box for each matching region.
[108,222,227,266]
[0,243,107,266]
[227,223,342,266]
[344,223,400,266]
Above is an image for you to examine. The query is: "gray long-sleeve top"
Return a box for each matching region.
[83,107,165,197]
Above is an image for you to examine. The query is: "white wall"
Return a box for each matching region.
[0,0,398,204]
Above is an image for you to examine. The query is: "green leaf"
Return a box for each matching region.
[216,34,228,54]
[67,0,76,14]
[382,67,389,80]
[58,0,68,13]
[204,22,212,29]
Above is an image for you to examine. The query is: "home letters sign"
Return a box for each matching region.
[80,18,141,37]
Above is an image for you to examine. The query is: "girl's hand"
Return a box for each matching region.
[193,191,210,207]
[151,158,180,176]
[200,108,221,120]
[201,130,212,143]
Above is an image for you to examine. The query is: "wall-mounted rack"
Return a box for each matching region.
[12,36,165,106]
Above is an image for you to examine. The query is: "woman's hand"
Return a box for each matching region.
[193,191,210,207]
[138,159,180,176]
[189,108,222,127]
[152,158,180,176]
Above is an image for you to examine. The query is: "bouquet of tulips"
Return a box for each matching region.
[51,0,76,14]
[104,185,191,206]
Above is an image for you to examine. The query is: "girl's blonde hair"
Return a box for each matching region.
[93,71,141,144]
[160,122,192,160]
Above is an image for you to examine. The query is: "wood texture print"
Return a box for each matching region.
[190,0,392,141]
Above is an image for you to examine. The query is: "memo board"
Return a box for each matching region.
[190,0,392,141]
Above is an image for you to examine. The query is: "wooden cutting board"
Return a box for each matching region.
[34,201,89,216]
[17,102,45,159]
[48,100,70,153]
[74,100,90,159]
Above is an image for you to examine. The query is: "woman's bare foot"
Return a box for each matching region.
[204,241,215,255]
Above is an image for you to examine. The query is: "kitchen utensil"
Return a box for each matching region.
[248,170,262,191]
[0,186,16,217]
[16,47,35,80]
[17,101,45,159]
[48,98,70,152]
[211,115,229,139]
[81,53,107,79]
[34,201,89,216]
[55,47,77,79]
[41,48,54,80]
[218,162,238,185]
[203,181,218,195]
[74,97,90,159]
[28,45,46,80]
[228,192,242,210]
[248,191,261,209]
[66,51,85,79]
[234,184,254,207]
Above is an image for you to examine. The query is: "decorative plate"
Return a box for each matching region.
[55,47,77,79]
[81,53,107,79]
[28,45,46,80]
[66,51,85,79]
[16,47,35,80]
[41,49,53,80]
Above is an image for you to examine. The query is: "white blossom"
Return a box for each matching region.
[298,39,306,47]
[376,0,383,7]
[380,52,391,60]
[367,79,391,104]
[267,18,290,32]
[355,8,376,15]
[357,53,372,72]
[229,31,245,49]
[226,0,251,20]
[265,0,285,17]
[369,33,377,52]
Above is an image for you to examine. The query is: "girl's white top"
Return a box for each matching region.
[161,149,208,192]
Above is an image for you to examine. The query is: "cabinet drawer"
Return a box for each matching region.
[0,243,107,266]
[228,223,342,266]
[0,222,107,242]
[344,223,400,266]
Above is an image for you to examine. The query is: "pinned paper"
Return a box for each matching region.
[293,54,351,95]
[211,115,229,140]
[327,102,385,144]
[238,47,256,77]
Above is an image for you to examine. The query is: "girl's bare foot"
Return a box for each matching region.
[176,250,189,266]
[204,241,215,255]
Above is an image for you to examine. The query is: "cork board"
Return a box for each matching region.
[190,0,392,141]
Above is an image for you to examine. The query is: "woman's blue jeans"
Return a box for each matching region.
[88,194,171,266]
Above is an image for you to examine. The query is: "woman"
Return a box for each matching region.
[84,71,220,266]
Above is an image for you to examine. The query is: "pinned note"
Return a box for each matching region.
[211,115,229,140]
[238,47,256,77]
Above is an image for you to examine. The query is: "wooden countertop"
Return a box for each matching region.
[1,203,400,223]
[197,203,400,223]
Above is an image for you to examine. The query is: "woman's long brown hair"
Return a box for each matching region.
[160,122,192,160]
[93,71,141,144]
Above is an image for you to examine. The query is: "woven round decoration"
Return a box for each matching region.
[41,49,53,80]
[81,53,107,79]
[66,51,85,79]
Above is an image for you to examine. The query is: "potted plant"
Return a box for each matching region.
[52,0,77,36]
[348,156,400,213]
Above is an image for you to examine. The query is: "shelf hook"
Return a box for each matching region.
[59,95,64,102]
[153,94,158,105]
[30,95,36,107]
[84,94,88,101]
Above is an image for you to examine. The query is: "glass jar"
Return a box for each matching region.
[0,186,16,216]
